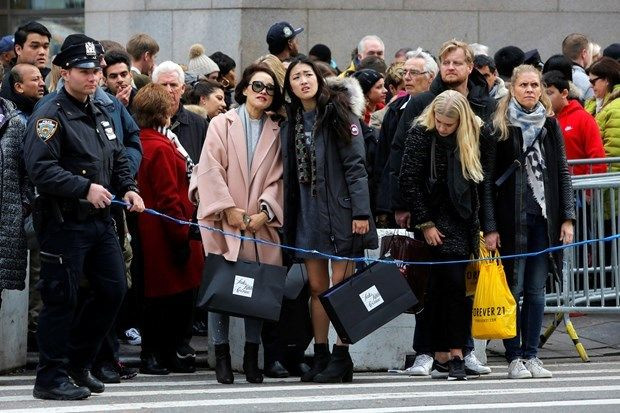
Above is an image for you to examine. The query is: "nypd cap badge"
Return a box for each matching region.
[36,118,59,142]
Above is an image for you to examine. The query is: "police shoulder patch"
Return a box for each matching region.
[36,118,59,142]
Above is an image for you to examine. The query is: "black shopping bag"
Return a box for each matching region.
[319,260,418,344]
[196,242,287,322]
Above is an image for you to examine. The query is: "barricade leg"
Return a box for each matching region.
[539,312,563,348]
[563,313,590,362]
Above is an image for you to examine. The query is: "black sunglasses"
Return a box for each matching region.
[250,81,276,96]
[589,77,600,86]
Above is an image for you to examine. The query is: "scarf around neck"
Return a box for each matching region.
[294,108,317,197]
[508,98,547,217]
[156,126,194,181]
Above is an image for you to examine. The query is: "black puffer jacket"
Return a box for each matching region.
[387,69,495,213]
[400,125,480,258]
[479,117,575,282]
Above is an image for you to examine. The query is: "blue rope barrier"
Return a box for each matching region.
[112,199,620,266]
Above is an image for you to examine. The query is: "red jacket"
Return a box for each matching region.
[137,128,203,298]
[556,99,607,175]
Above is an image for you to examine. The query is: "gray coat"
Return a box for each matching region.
[281,78,378,258]
[0,98,30,290]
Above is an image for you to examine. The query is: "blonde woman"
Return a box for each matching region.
[481,65,574,379]
[399,90,484,381]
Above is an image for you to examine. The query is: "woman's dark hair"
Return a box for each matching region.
[132,83,175,129]
[543,70,570,94]
[283,55,353,144]
[587,57,620,92]
[184,79,224,105]
[234,63,283,113]
[210,51,236,76]
[542,54,573,82]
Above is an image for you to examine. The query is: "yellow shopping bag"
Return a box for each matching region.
[465,233,490,296]
[471,252,517,340]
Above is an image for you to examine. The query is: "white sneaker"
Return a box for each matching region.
[524,357,553,378]
[464,353,492,375]
[508,358,532,379]
[123,328,142,346]
[404,354,433,376]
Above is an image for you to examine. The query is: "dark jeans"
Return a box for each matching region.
[504,214,549,362]
[141,289,194,361]
[427,254,470,351]
[35,217,126,388]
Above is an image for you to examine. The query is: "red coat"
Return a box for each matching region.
[137,128,203,298]
[556,99,607,175]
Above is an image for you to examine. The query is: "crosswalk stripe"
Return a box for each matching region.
[3,386,620,412]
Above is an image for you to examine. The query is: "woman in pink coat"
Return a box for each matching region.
[190,64,284,384]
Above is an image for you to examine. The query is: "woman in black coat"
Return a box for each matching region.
[400,90,485,381]
[281,56,378,383]
[480,64,575,379]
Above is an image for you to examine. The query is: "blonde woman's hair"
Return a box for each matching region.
[492,64,553,141]
[416,90,484,183]
[255,54,286,91]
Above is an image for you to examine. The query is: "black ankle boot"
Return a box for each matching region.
[214,343,234,384]
[301,343,331,382]
[243,342,263,383]
[313,344,353,383]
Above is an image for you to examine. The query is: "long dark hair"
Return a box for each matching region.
[283,56,352,144]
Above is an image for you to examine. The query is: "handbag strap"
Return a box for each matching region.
[494,127,546,187]
[252,235,260,264]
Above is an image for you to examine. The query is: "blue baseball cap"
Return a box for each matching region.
[0,35,14,54]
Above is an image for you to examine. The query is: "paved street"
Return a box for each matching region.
[1,355,620,412]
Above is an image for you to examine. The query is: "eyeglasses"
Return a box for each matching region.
[589,77,601,85]
[403,69,428,77]
[250,81,276,96]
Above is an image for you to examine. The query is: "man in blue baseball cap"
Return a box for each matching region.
[266,21,303,62]
[0,35,15,69]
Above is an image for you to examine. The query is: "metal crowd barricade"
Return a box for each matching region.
[540,158,620,361]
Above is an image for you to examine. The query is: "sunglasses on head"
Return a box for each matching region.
[250,81,275,96]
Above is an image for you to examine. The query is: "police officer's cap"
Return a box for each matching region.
[52,34,104,69]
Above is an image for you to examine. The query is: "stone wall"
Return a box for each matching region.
[86,0,619,73]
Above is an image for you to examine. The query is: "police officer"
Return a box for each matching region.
[24,34,145,401]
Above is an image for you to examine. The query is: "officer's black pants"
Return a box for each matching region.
[35,217,126,387]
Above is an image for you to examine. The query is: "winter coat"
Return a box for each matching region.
[556,99,606,175]
[479,117,575,284]
[585,85,620,172]
[281,77,378,258]
[171,104,209,164]
[190,109,283,266]
[400,125,480,257]
[386,69,496,212]
[137,128,203,298]
[0,98,30,290]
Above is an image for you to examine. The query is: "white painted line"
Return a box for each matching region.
[293,398,620,413]
[2,383,620,406]
[3,386,620,412]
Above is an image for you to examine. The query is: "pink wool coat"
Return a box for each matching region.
[189,109,283,265]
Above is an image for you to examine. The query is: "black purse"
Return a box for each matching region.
[196,238,287,322]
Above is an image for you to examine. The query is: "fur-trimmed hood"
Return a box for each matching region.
[325,76,366,118]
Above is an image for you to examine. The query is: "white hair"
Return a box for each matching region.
[357,35,385,56]
[469,43,489,56]
[405,47,439,78]
[152,60,185,84]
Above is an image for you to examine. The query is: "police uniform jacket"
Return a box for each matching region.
[24,86,136,206]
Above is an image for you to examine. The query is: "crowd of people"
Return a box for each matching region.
[0,18,618,401]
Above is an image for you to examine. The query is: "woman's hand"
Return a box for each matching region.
[246,212,269,233]
[484,231,501,251]
[560,220,574,245]
[352,219,370,234]
[224,207,247,230]
[423,226,445,246]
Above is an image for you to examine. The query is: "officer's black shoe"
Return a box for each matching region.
[93,363,121,384]
[140,354,170,375]
[264,361,290,378]
[243,342,263,383]
[289,362,311,377]
[33,381,91,400]
[67,368,105,393]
